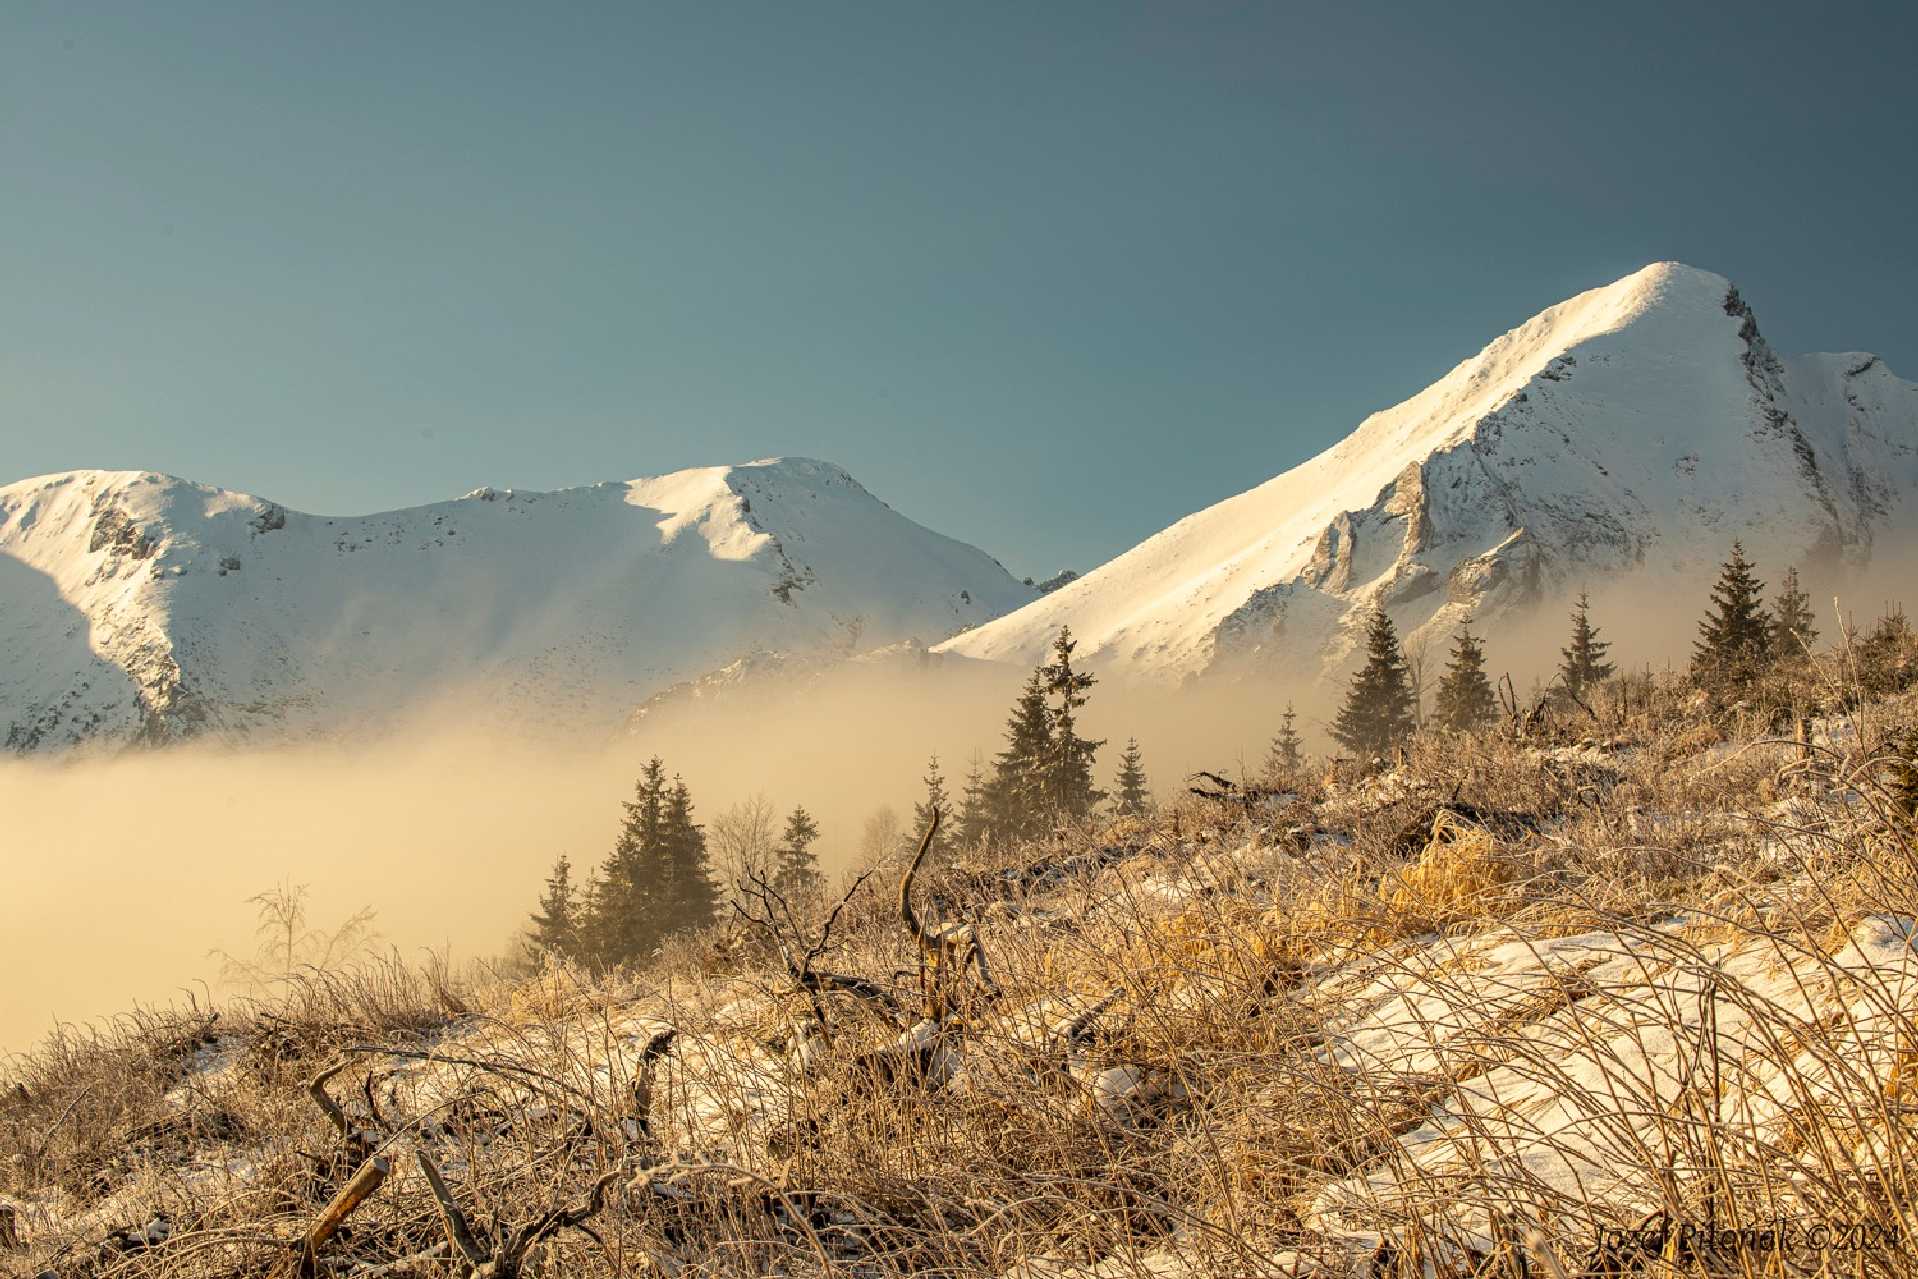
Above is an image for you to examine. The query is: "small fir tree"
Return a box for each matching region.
[1693,542,1773,687]
[583,757,672,969]
[1556,591,1616,700]
[987,668,1054,843]
[1769,566,1818,661]
[1331,608,1417,758]
[528,855,582,964]
[912,755,950,862]
[1858,607,1918,696]
[1112,737,1150,815]
[1433,621,1499,733]
[658,777,719,940]
[1266,703,1304,774]
[955,751,994,850]
[1039,626,1106,820]
[577,760,717,968]
[771,805,824,903]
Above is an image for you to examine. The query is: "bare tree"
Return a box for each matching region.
[1404,633,1432,731]
[211,881,379,991]
[858,804,904,869]
[709,792,779,891]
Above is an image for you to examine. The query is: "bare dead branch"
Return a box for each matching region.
[340,1044,595,1109]
[1049,986,1127,1056]
[278,1154,391,1278]
[306,1061,352,1138]
[735,862,907,1030]
[631,1027,676,1139]
[897,806,940,946]
[499,1170,622,1268]
[414,1148,491,1268]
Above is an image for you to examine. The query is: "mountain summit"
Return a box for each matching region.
[937,263,1918,681]
[0,458,1034,752]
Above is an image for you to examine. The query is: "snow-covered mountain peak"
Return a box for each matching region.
[938,262,1918,684]
[1,459,1034,753]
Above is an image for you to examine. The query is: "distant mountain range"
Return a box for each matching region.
[11,263,1915,755]
[0,458,1034,752]
[939,263,1918,681]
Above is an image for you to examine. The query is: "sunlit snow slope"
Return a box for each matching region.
[0,458,1034,753]
[938,263,1918,681]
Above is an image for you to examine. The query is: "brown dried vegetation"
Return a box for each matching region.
[6,648,1918,1276]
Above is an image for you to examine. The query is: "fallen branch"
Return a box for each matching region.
[279,1155,391,1278]
[414,1149,490,1270]
[418,1146,621,1278]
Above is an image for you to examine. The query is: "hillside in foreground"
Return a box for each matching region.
[6,647,1918,1276]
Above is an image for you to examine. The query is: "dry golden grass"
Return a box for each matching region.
[4,659,1918,1276]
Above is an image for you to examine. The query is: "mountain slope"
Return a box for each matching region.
[937,263,1918,681]
[0,458,1035,753]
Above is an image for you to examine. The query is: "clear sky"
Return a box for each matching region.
[4,2,1914,579]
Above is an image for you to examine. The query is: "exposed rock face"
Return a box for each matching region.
[938,263,1918,684]
[0,459,1036,754]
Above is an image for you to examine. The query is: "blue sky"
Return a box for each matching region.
[4,2,1914,578]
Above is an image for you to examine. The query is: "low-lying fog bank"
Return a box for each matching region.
[0,658,1325,1052]
[3,558,1904,1053]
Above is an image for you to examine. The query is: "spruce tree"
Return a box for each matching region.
[1266,703,1304,775]
[578,760,718,968]
[1556,591,1616,700]
[1331,608,1417,758]
[1858,607,1917,696]
[1770,566,1818,661]
[987,668,1054,843]
[912,754,949,862]
[529,855,582,964]
[1433,621,1499,733]
[1039,626,1106,820]
[658,777,719,940]
[1112,737,1150,815]
[955,751,993,850]
[584,758,671,968]
[1693,542,1773,687]
[771,805,824,903]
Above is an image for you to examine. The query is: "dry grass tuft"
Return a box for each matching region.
[1378,810,1523,933]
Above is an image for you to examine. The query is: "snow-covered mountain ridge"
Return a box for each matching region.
[937,263,1918,681]
[0,458,1035,753]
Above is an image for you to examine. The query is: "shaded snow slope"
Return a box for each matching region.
[0,458,1034,753]
[938,263,1918,682]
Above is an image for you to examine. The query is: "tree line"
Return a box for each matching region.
[527,542,1895,973]
[527,627,1157,971]
[1323,543,1833,757]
